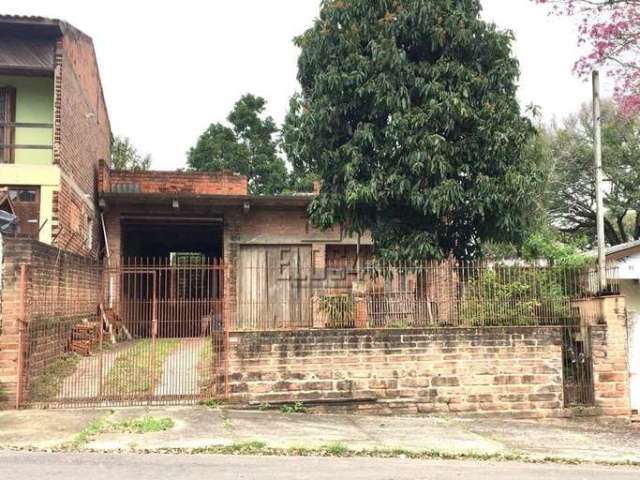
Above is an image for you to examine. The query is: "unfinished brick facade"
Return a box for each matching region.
[51,27,111,257]
[100,167,248,196]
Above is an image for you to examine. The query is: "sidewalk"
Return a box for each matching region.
[1,406,639,465]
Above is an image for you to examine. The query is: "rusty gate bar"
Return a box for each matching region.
[17,257,227,408]
[15,264,27,408]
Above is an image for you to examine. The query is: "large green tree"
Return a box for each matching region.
[290,0,539,261]
[547,100,640,246]
[111,136,152,171]
[188,94,288,195]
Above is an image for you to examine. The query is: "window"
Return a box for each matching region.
[0,86,16,164]
[8,189,38,202]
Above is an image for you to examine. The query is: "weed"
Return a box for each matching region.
[29,354,81,401]
[66,412,112,449]
[258,402,271,411]
[223,418,233,430]
[105,416,175,434]
[224,441,267,453]
[280,402,307,414]
[65,413,174,449]
[322,442,349,456]
[199,399,222,409]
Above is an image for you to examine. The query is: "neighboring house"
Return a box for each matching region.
[602,240,640,415]
[0,15,111,256]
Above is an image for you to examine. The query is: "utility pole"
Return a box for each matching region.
[593,70,607,293]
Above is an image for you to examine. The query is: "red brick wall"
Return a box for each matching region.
[225,327,567,418]
[590,296,631,416]
[0,238,101,406]
[106,170,248,196]
[51,29,111,257]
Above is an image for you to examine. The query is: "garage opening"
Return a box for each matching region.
[121,216,223,259]
[115,216,224,338]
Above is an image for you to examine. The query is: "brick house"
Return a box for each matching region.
[0,15,111,257]
[98,164,373,328]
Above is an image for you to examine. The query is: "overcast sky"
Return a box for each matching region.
[3,0,614,170]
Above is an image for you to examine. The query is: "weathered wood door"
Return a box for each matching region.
[237,245,312,329]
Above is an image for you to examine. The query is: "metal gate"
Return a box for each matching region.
[562,325,595,407]
[21,258,227,407]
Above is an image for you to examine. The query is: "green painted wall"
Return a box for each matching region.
[0,75,54,165]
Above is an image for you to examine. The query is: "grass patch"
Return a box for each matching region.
[104,416,175,434]
[66,413,112,449]
[104,339,179,395]
[65,414,174,449]
[197,340,213,395]
[29,353,81,401]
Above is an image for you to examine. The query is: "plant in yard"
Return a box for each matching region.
[535,0,640,116]
[459,266,578,326]
[318,294,355,328]
[287,0,539,261]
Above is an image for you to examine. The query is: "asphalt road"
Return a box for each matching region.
[1,452,639,480]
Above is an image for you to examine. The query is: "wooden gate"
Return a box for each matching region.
[236,245,313,329]
[22,258,227,407]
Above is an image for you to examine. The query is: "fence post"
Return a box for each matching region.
[15,264,28,409]
[147,271,158,402]
[98,304,104,399]
[223,263,230,399]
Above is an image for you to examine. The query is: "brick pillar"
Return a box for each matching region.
[223,212,240,330]
[352,279,368,328]
[0,244,29,408]
[588,296,631,416]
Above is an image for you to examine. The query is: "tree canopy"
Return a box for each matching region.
[111,136,152,171]
[290,0,539,261]
[535,0,640,115]
[546,100,640,245]
[188,94,288,195]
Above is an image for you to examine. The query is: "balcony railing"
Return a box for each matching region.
[0,121,54,164]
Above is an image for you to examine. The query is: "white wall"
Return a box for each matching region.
[620,279,640,412]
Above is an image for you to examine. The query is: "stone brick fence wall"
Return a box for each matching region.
[0,237,100,407]
[225,297,631,418]
[225,327,565,417]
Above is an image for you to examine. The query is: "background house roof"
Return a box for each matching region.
[604,239,640,261]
